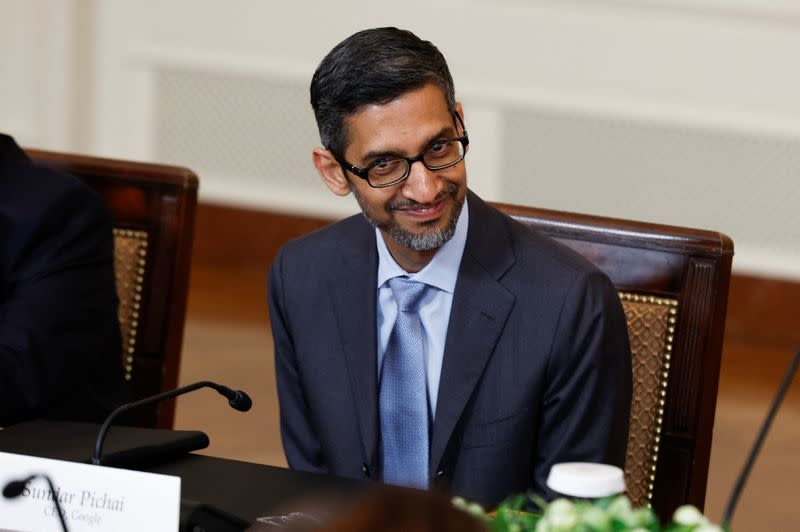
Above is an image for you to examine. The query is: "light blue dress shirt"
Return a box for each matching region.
[376,200,469,419]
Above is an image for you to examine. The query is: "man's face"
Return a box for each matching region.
[341,84,467,254]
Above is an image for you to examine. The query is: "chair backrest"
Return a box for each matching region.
[492,201,733,521]
[26,149,198,429]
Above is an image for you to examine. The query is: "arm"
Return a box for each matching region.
[533,270,632,498]
[268,247,328,473]
[0,182,126,426]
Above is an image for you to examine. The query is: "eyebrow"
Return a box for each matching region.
[359,125,456,166]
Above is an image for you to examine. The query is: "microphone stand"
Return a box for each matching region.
[92,380,251,465]
[722,347,799,529]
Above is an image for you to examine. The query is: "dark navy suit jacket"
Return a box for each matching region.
[0,134,128,426]
[269,190,632,504]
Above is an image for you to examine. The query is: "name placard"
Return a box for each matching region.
[0,451,180,531]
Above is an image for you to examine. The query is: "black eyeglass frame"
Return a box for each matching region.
[330,111,469,189]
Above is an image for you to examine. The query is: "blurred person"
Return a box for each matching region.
[268,28,631,504]
[249,485,487,532]
[319,485,487,532]
[0,133,128,426]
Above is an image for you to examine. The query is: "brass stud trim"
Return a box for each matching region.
[113,228,148,381]
[618,291,679,505]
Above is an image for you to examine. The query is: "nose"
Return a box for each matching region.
[401,161,442,204]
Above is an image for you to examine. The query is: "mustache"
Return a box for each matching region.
[386,182,459,212]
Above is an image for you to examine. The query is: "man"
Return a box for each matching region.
[269,28,632,504]
[0,133,128,426]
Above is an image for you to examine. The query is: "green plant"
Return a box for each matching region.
[452,494,725,532]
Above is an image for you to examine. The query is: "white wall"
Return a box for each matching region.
[2,0,800,278]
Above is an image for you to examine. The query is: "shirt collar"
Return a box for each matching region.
[376,198,469,294]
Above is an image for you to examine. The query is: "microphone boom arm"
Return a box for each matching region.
[91,380,250,465]
[722,347,799,528]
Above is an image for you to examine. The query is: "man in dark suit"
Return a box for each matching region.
[269,28,631,504]
[0,133,128,426]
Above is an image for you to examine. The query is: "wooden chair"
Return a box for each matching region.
[493,202,733,521]
[26,149,198,429]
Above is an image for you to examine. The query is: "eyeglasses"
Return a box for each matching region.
[331,112,469,188]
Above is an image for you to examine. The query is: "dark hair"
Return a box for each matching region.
[310,27,456,156]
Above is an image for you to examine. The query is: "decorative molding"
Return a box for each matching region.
[133,44,800,143]
[130,44,314,83]
[510,0,800,25]
[671,259,715,432]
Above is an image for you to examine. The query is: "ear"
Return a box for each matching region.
[312,148,351,197]
[455,101,464,126]
[455,102,468,153]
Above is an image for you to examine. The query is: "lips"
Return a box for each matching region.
[388,183,458,221]
[401,197,447,218]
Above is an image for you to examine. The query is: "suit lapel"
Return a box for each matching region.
[430,192,516,473]
[327,218,380,469]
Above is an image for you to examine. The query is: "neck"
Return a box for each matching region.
[382,233,438,273]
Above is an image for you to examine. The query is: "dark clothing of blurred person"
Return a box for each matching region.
[0,133,128,426]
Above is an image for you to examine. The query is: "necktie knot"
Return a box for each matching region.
[388,277,427,312]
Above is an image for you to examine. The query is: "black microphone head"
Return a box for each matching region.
[228,390,252,412]
[3,478,31,498]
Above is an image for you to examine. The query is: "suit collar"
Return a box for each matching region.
[460,190,516,280]
[430,191,517,474]
[329,192,518,475]
[326,215,381,469]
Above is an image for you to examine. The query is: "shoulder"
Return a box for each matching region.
[505,212,621,317]
[271,212,373,282]
[1,146,109,229]
[1,145,112,274]
[468,193,616,298]
[510,217,600,278]
[277,213,371,260]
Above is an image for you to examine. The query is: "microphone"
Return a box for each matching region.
[722,346,799,528]
[92,380,252,465]
[4,473,70,532]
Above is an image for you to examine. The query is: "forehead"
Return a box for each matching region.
[343,83,452,158]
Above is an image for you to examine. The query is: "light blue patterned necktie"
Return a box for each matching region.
[380,276,429,489]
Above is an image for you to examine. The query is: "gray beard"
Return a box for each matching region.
[353,183,464,252]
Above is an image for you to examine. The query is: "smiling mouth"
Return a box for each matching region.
[387,183,458,215]
[394,197,445,213]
